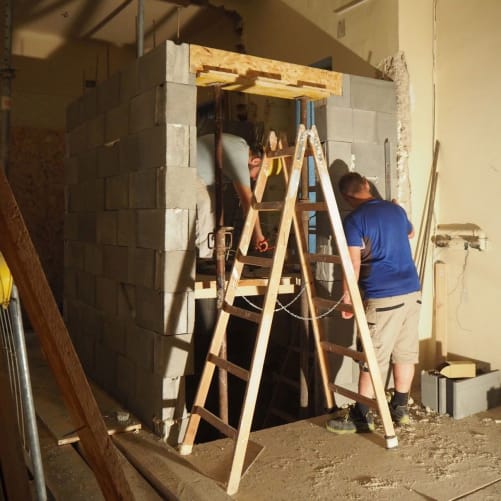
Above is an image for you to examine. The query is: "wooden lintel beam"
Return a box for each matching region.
[0,167,134,500]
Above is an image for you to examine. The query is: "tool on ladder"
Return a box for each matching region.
[180,124,398,496]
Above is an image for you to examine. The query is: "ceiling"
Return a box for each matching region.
[12,0,211,47]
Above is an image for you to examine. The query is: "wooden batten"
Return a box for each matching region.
[190,44,343,100]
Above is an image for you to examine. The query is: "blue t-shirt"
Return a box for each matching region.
[197,133,250,188]
[343,199,420,298]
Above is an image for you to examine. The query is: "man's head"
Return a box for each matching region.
[338,172,372,206]
[248,143,264,181]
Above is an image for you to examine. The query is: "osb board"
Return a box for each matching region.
[190,44,342,100]
[28,339,141,446]
[9,126,65,306]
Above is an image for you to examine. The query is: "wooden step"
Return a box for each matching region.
[295,201,327,211]
[193,406,237,439]
[328,383,378,410]
[253,201,284,211]
[238,254,273,268]
[208,353,249,381]
[320,341,366,363]
[314,296,353,315]
[307,253,341,264]
[223,303,261,323]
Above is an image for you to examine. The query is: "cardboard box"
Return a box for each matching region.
[421,369,501,419]
[437,360,476,379]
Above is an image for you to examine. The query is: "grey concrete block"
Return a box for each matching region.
[120,60,139,104]
[156,82,196,126]
[64,268,77,300]
[376,112,398,144]
[69,180,104,212]
[94,341,117,394]
[65,241,86,270]
[129,87,157,134]
[129,168,159,209]
[81,304,104,340]
[165,208,189,251]
[119,133,140,173]
[128,247,156,288]
[103,245,129,282]
[66,96,84,131]
[88,115,105,149]
[67,123,88,156]
[96,211,118,245]
[153,333,194,377]
[126,324,155,371]
[117,210,136,247]
[164,166,197,210]
[351,142,385,186]
[64,213,79,241]
[77,213,97,242]
[350,76,396,113]
[102,318,126,354]
[76,270,96,306]
[78,148,98,182]
[97,142,120,178]
[315,105,352,142]
[97,72,121,114]
[64,156,79,185]
[189,125,197,168]
[73,330,95,374]
[95,276,118,317]
[137,125,165,170]
[82,88,98,121]
[157,250,195,293]
[105,174,130,210]
[84,243,103,275]
[324,140,352,169]
[136,209,165,249]
[117,282,136,321]
[353,109,377,143]
[166,123,191,167]
[116,353,137,405]
[131,367,162,425]
[105,102,129,144]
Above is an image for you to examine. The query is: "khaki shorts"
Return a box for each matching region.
[361,291,421,374]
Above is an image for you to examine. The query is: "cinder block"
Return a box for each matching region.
[324,140,352,169]
[153,333,194,377]
[157,250,195,293]
[64,156,79,185]
[166,123,191,167]
[129,87,157,134]
[126,324,155,371]
[67,122,88,156]
[134,286,165,333]
[117,210,136,246]
[117,282,136,320]
[164,291,193,334]
[102,316,126,354]
[82,88,98,121]
[120,60,139,104]
[64,268,77,299]
[97,142,120,178]
[64,211,79,241]
[65,240,86,270]
[97,72,121,114]
[376,112,398,144]
[96,211,118,245]
[105,102,129,144]
[81,304,104,340]
[156,82,196,126]
[315,105,352,142]
[189,125,197,168]
[84,243,103,275]
[73,330,95,374]
[103,245,129,282]
[351,142,385,189]
[119,133,140,173]
[78,148,98,182]
[116,353,137,405]
[129,168,159,209]
[164,166,197,210]
[350,76,396,113]
[137,125,166,170]
[128,247,156,288]
[136,209,165,249]
[138,41,191,93]
[76,270,96,306]
[87,115,105,149]
[66,96,84,131]
[94,341,117,393]
[132,367,163,424]
[165,208,189,251]
[69,180,103,212]
[421,370,501,419]
[77,213,97,242]
[95,276,118,317]
[353,109,377,143]
[105,174,130,210]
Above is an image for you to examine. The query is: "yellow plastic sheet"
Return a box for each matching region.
[0,252,13,308]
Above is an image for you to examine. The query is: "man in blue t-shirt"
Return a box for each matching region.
[196,133,269,259]
[326,172,421,435]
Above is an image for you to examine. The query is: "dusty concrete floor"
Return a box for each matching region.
[183,402,501,500]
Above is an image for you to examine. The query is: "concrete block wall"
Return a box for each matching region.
[314,75,398,399]
[64,41,196,443]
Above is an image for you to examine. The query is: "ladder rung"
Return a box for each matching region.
[238,254,273,268]
[320,341,367,363]
[265,147,295,158]
[328,384,378,410]
[193,405,237,439]
[223,303,261,323]
[296,201,327,211]
[308,253,341,264]
[314,297,353,315]
[268,408,296,422]
[208,353,249,381]
[253,201,284,211]
[272,373,300,389]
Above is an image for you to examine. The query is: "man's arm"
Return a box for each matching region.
[341,246,362,320]
[233,182,267,249]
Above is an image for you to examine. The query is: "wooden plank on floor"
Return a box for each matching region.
[113,431,232,501]
[28,349,140,445]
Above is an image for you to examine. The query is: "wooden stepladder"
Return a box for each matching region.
[180,124,398,495]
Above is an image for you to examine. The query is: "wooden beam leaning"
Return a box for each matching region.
[0,167,134,500]
[190,44,343,100]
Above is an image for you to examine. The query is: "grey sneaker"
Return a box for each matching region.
[389,404,410,425]
[325,406,375,434]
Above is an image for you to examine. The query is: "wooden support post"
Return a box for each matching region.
[0,167,134,500]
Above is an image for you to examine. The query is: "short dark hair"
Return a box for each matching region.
[249,142,264,159]
[338,172,366,196]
